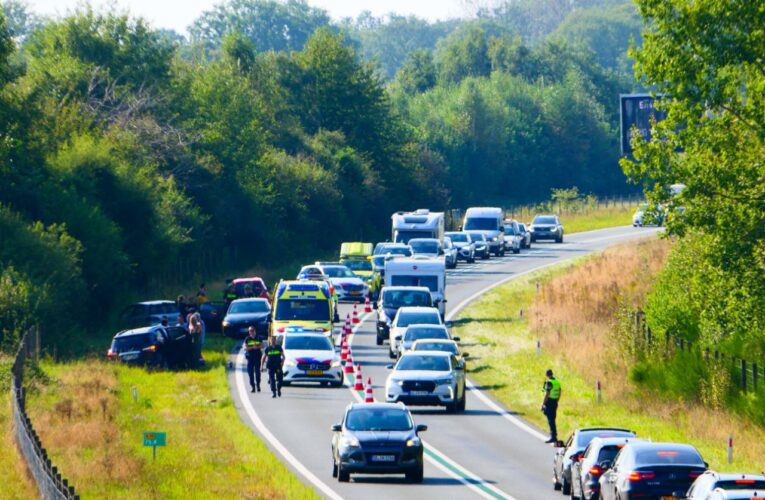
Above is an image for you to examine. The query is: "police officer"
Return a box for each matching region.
[244,326,263,393]
[541,368,561,443]
[261,337,285,398]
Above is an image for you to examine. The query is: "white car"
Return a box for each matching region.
[388,306,442,359]
[408,238,443,259]
[385,351,466,412]
[281,334,343,387]
[442,237,459,269]
[502,220,522,254]
[632,204,665,227]
[397,324,454,359]
[686,471,765,500]
[445,231,476,263]
[315,262,369,302]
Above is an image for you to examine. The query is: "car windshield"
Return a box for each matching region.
[634,448,704,466]
[447,233,468,242]
[112,333,155,352]
[464,217,498,230]
[383,290,432,308]
[298,267,323,277]
[577,430,634,447]
[716,479,765,491]
[342,260,372,272]
[234,281,265,295]
[404,327,449,341]
[283,335,333,351]
[504,225,516,235]
[468,233,485,242]
[410,241,439,254]
[388,247,413,256]
[274,299,330,321]
[390,275,439,292]
[323,267,355,278]
[397,312,441,327]
[395,231,434,243]
[533,216,557,225]
[228,301,269,314]
[148,303,178,315]
[345,408,413,431]
[413,342,459,354]
[397,355,450,371]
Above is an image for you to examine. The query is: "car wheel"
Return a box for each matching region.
[406,464,424,483]
[457,393,466,411]
[331,380,343,388]
[562,478,571,495]
[337,464,350,482]
[445,401,457,414]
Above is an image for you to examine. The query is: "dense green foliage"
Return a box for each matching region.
[622,0,765,360]
[0,1,640,351]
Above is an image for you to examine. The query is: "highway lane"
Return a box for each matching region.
[227,225,660,499]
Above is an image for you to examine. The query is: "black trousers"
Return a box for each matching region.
[544,399,559,439]
[267,367,283,395]
[246,356,262,389]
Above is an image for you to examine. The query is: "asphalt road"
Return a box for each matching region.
[227,225,660,500]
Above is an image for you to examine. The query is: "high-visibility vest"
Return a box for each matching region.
[548,377,561,400]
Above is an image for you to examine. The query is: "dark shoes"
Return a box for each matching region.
[250,386,256,393]
[256,386,261,392]
[545,437,557,444]
[272,393,277,398]
[277,391,282,398]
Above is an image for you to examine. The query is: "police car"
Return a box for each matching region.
[271,280,335,343]
[282,334,343,387]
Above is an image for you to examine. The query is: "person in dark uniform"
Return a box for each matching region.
[244,326,263,393]
[541,369,562,443]
[261,337,285,398]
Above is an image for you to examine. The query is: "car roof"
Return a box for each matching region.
[711,490,765,499]
[348,402,410,412]
[412,339,457,345]
[400,350,451,358]
[704,472,765,481]
[134,300,175,306]
[405,324,447,330]
[624,442,699,453]
[383,286,431,293]
[396,306,440,314]
[232,277,265,284]
[115,326,161,337]
[587,436,644,448]
[576,427,634,434]
[230,298,270,304]
[409,238,440,242]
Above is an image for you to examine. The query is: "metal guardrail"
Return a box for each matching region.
[11,327,79,499]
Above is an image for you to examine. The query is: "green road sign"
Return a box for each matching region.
[143,432,166,447]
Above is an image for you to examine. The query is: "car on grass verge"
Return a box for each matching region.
[530,215,564,243]
[282,334,343,387]
[572,436,645,500]
[598,442,707,500]
[385,351,466,413]
[554,427,636,495]
[120,300,179,329]
[222,298,271,339]
[107,325,194,368]
[685,471,765,500]
[223,277,270,306]
[331,402,426,483]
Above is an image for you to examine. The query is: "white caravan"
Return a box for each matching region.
[384,257,446,317]
[391,209,445,244]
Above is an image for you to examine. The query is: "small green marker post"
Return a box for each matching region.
[143,432,166,461]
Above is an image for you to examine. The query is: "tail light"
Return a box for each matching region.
[589,467,601,476]
[689,471,702,479]
[107,349,115,360]
[142,345,157,353]
[628,471,656,481]
[277,327,286,333]
[736,479,756,484]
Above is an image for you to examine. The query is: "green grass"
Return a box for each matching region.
[561,205,637,234]
[453,263,765,472]
[26,337,319,499]
[0,359,36,499]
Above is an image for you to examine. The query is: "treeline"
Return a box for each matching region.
[0,0,641,350]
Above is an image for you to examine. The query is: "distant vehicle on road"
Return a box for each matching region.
[331,403,427,483]
[107,325,194,368]
[411,339,468,364]
[120,300,180,329]
[282,334,343,387]
[442,236,459,269]
[388,306,442,359]
[373,242,413,257]
[391,209,444,244]
[685,471,765,500]
[397,324,454,358]
[222,298,271,339]
[314,262,369,303]
[517,223,532,249]
[271,280,334,343]
[598,442,707,500]
[633,203,665,227]
[444,231,476,263]
[385,351,466,413]
[554,427,636,495]
[572,436,645,500]
[340,242,380,301]
[466,232,491,259]
[384,257,446,317]
[502,220,522,254]
[462,207,505,256]
[530,215,564,243]
[376,286,433,346]
[409,238,443,259]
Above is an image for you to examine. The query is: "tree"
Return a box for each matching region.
[435,24,492,84]
[396,49,437,94]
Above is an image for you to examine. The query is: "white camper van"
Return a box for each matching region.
[462,207,505,256]
[384,257,446,317]
[391,209,445,244]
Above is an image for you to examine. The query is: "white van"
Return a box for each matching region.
[384,257,446,317]
[391,209,445,244]
[462,207,504,256]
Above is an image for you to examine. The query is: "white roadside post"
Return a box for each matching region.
[728,435,733,464]
[596,380,602,404]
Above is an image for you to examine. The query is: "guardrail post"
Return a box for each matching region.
[741,360,747,392]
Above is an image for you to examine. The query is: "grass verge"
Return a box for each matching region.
[559,205,638,234]
[453,239,765,472]
[26,337,318,499]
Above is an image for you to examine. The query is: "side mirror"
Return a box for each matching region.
[386,364,394,369]
[452,336,460,341]
[331,424,342,432]
[416,424,428,432]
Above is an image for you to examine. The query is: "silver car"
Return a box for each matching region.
[442,237,458,269]
[385,351,466,413]
[502,220,522,254]
[444,231,476,263]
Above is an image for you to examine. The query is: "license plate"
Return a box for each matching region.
[121,354,138,361]
[349,291,361,296]
[307,370,324,376]
[661,497,679,500]
[370,454,396,462]
[410,391,429,396]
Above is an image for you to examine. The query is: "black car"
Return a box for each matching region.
[572,436,645,500]
[198,301,225,332]
[466,232,491,259]
[331,402,427,483]
[554,427,636,495]
[530,215,564,243]
[120,300,180,329]
[222,298,271,339]
[599,442,707,500]
[107,325,194,368]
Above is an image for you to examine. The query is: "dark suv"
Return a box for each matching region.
[107,325,194,368]
[376,286,433,345]
[331,402,427,483]
[530,215,564,243]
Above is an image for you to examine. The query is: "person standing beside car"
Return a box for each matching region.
[244,327,263,393]
[188,313,203,367]
[261,337,285,398]
[541,368,562,443]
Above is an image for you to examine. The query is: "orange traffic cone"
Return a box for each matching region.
[344,351,355,374]
[354,364,364,390]
[352,305,360,324]
[344,314,352,334]
[364,378,374,403]
[340,339,348,361]
[364,295,372,313]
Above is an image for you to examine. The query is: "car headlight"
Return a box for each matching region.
[406,437,422,447]
[331,359,341,367]
[492,236,499,242]
[435,376,454,386]
[284,359,297,367]
[395,380,405,387]
[222,321,230,327]
[341,436,361,449]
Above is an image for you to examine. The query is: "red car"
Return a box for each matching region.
[224,277,270,305]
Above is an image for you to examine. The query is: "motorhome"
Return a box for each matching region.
[462,207,505,256]
[391,209,444,244]
[384,257,446,317]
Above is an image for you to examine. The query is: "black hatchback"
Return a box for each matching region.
[331,403,427,483]
[107,325,194,369]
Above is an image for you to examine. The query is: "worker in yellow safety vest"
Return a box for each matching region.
[541,369,561,443]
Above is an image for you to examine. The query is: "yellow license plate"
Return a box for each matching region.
[307,370,324,376]
[350,291,361,295]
